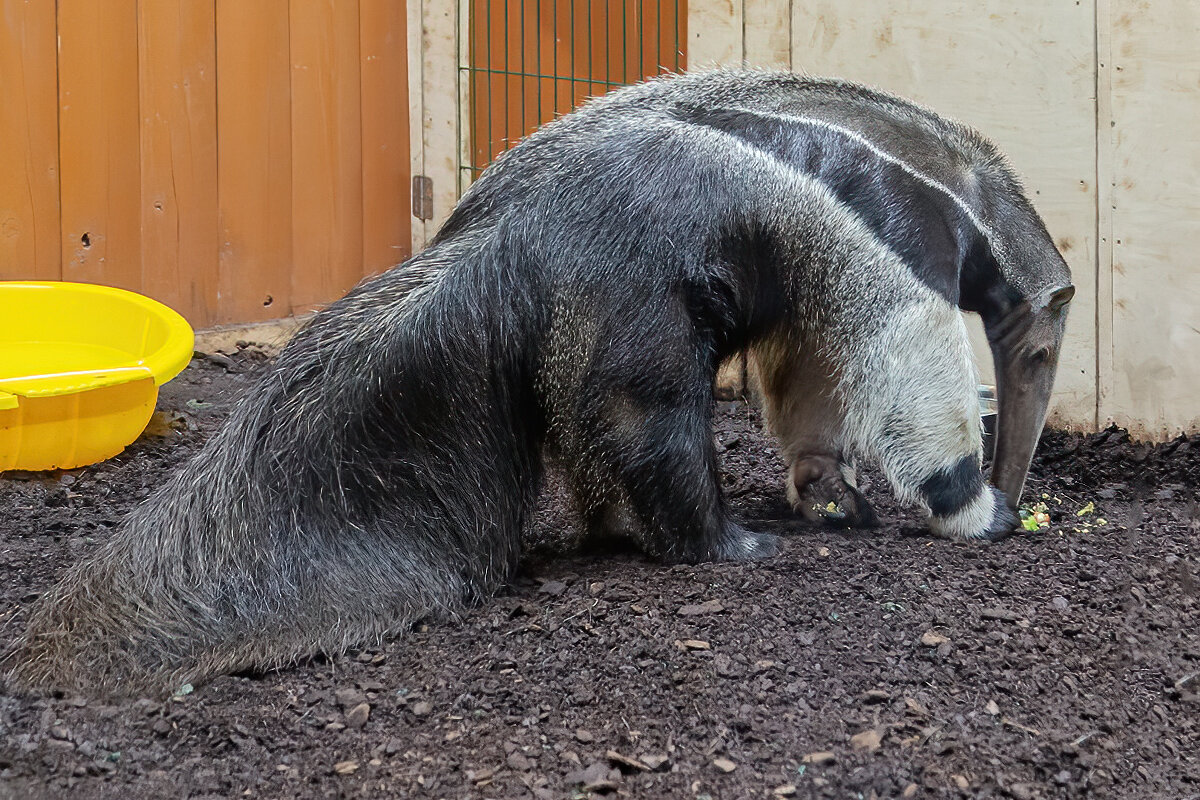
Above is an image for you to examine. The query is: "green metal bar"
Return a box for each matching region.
[675,0,681,68]
[532,0,537,126]
[552,0,558,115]
[624,0,633,80]
[637,0,643,79]
[519,0,527,137]
[503,0,510,156]
[569,0,575,106]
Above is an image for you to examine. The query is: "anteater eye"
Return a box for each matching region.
[1030,348,1051,364]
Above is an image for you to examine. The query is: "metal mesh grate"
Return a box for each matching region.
[463,1,687,182]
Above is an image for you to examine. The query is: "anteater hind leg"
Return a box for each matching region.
[749,337,878,527]
[838,297,1019,540]
[549,312,779,564]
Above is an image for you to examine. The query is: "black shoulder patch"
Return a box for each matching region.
[671,104,964,304]
[920,455,983,517]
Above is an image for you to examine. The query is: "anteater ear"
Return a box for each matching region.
[1048,285,1075,311]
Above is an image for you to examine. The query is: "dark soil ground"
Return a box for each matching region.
[1,348,1197,800]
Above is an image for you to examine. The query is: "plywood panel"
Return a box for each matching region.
[138,0,219,326]
[744,0,790,69]
[0,0,60,280]
[422,0,460,233]
[290,0,365,312]
[360,0,412,276]
[790,0,1099,430]
[215,0,292,324]
[57,0,141,291]
[1106,0,1200,437]
[688,0,742,67]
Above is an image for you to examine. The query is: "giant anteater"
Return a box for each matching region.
[4,70,1073,695]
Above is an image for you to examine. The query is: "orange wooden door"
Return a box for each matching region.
[466,0,687,179]
[0,1,412,329]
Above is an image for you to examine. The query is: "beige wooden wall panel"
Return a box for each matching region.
[787,1,1099,430]
[414,0,460,242]
[689,0,742,67]
[743,0,790,69]
[1105,0,1200,438]
[0,0,60,281]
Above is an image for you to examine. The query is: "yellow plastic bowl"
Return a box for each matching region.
[0,282,194,472]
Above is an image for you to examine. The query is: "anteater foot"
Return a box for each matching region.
[790,455,879,528]
[930,486,1019,541]
[713,524,782,562]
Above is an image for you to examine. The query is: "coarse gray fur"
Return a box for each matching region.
[3,70,1071,696]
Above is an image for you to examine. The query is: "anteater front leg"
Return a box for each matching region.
[749,336,879,527]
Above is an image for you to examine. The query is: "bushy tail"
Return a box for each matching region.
[3,248,543,696]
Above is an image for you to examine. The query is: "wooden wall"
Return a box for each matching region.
[687,0,1200,439]
[0,0,412,329]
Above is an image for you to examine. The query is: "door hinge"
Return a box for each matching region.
[412,175,433,221]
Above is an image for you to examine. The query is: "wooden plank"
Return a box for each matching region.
[744,0,790,69]
[408,0,429,250]
[216,0,292,324]
[421,0,461,233]
[290,0,364,312]
[1106,0,1200,437]
[137,0,219,326]
[688,0,743,68]
[1095,0,1115,429]
[361,0,412,276]
[57,0,141,291]
[790,0,1099,430]
[0,0,61,280]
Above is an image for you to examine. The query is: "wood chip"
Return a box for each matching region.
[345,702,370,729]
[676,639,711,651]
[712,757,737,773]
[850,728,882,752]
[801,751,836,765]
[639,754,670,771]
[920,630,949,647]
[981,607,1020,622]
[679,599,724,616]
[817,546,831,557]
[985,699,1000,716]
[606,750,649,771]
[333,760,359,775]
[465,767,497,783]
[1001,717,1042,736]
[773,785,797,797]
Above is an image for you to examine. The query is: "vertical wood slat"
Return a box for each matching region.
[138,0,219,325]
[216,0,293,324]
[360,0,412,275]
[0,0,61,280]
[290,0,365,312]
[57,0,141,291]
